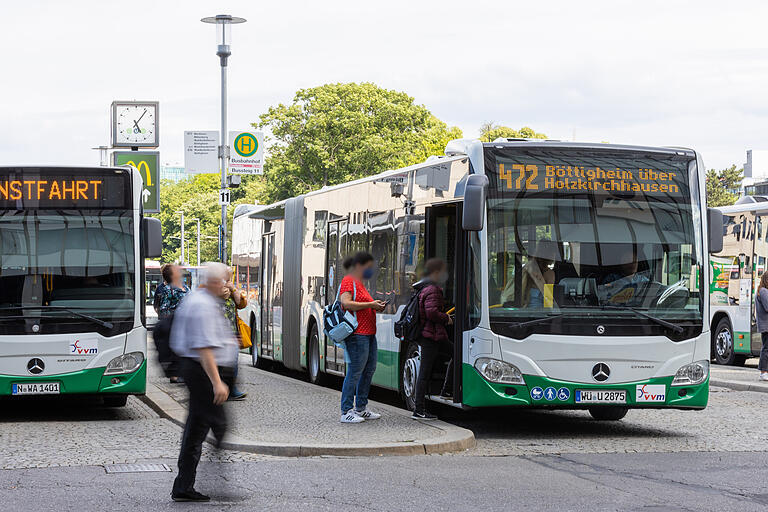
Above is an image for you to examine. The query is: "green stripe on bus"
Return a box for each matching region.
[462,363,708,409]
[372,349,399,390]
[0,360,147,396]
[734,331,751,354]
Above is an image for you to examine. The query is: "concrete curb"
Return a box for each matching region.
[139,378,476,458]
[711,378,768,394]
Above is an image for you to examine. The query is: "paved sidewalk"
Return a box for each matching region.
[711,358,768,394]
[141,347,475,457]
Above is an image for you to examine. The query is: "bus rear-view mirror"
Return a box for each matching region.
[708,208,724,254]
[462,174,489,231]
[142,217,163,258]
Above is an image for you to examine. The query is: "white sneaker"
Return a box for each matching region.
[341,410,365,423]
[759,373,768,382]
[355,408,381,420]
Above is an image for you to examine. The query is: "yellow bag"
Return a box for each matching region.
[237,316,252,349]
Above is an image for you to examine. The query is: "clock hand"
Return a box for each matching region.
[133,109,148,133]
[136,109,147,123]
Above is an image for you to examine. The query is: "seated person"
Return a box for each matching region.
[500,239,558,308]
[599,246,649,305]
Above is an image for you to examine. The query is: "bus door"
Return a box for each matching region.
[425,203,464,402]
[261,230,276,359]
[325,217,348,374]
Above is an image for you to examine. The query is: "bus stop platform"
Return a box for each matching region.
[711,359,768,394]
[142,350,475,457]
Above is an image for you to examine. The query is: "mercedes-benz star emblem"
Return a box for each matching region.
[591,363,610,382]
[27,358,44,375]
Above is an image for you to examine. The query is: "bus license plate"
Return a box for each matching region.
[575,389,626,404]
[12,382,60,395]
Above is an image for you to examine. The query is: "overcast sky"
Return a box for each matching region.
[1,0,766,170]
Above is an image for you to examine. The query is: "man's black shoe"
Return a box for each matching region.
[171,489,211,502]
[411,410,438,420]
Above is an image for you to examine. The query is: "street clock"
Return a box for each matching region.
[111,101,159,148]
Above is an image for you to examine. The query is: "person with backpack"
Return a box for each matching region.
[338,252,387,423]
[412,258,453,420]
[755,272,768,381]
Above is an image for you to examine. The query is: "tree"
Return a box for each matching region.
[256,82,463,203]
[479,122,547,142]
[156,173,264,264]
[706,165,742,207]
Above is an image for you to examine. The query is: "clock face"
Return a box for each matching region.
[114,103,158,147]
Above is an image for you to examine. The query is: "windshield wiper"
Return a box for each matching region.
[599,305,684,334]
[506,313,564,329]
[0,306,114,329]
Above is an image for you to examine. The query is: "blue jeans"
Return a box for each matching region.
[340,334,377,413]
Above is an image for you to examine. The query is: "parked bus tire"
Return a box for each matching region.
[307,323,328,385]
[103,395,128,407]
[588,406,628,421]
[712,318,738,366]
[400,341,420,411]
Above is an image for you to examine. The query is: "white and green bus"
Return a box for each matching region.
[709,200,768,365]
[232,140,723,419]
[0,166,162,406]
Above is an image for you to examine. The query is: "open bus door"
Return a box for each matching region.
[424,203,466,404]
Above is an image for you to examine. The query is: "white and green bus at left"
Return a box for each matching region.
[0,166,161,406]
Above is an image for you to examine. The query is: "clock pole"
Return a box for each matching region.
[202,14,247,264]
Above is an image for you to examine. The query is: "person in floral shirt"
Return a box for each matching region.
[157,265,190,320]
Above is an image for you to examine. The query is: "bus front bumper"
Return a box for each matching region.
[0,360,147,396]
[461,363,708,409]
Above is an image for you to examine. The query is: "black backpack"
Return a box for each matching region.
[394,286,424,341]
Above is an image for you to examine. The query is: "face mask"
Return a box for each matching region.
[362,267,375,280]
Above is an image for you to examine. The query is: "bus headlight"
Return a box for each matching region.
[671,360,709,386]
[474,358,525,385]
[104,352,145,375]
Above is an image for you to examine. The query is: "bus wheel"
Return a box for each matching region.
[400,341,420,411]
[713,318,737,366]
[588,406,628,421]
[103,395,127,407]
[308,324,328,385]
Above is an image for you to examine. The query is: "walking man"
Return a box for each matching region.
[169,262,238,502]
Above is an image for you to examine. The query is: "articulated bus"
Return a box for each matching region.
[0,166,161,406]
[709,199,768,365]
[232,140,723,420]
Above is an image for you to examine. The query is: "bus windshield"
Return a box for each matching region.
[0,210,135,336]
[484,147,704,340]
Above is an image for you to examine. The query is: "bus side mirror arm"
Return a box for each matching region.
[462,174,489,231]
[142,217,163,258]
[708,208,724,254]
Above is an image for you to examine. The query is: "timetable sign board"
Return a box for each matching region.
[184,131,220,174]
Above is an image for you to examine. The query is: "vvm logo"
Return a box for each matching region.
[636,384,665,403]
[70,339,98,355]
[234,133,258,157]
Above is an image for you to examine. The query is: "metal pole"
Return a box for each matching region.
[196,219,201,266]
[219,53,229,263]
[179,211,185,265]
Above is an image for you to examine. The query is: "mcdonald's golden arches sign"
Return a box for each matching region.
[112,151,160,213]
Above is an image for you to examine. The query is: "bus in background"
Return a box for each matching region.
[231,203,263,366]
[709,199,768,365]
[233,140,723,420]
[0,166,162,406]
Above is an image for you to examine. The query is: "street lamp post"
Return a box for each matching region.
[176,210,185,265]
[189,218,201,266]
[201,14,247,264]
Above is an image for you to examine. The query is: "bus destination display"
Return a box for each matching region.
[0,169,130,209]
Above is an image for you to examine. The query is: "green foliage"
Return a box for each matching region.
[479,122,547,142]
[705,165,742,207]
[156,174,264,265]
[256,82,463,203]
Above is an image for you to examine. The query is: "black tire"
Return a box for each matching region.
[251,317,271,370]
[400,341,420,411]
[307,323,328,385]
[103,395,128,407]
[712,318,737,366]
[588,406,628,421]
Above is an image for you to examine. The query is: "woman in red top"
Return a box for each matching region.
[338,252,386,423]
